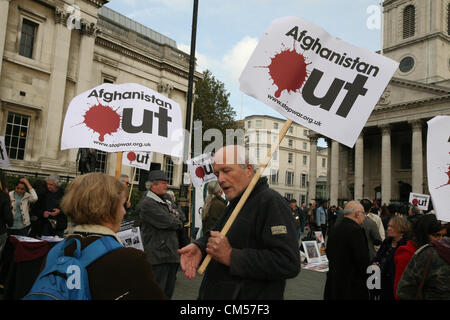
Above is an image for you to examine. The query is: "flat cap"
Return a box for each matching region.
[148,170,169,182]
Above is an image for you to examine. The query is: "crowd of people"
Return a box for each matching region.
[0,145,449,300]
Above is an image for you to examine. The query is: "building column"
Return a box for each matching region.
[330,140,339,206]
[410,120,423,193]
[381,125,392,205]
[0,0,12,77]
[354,133,364,201]
[42,8,72,160]
[308,134,318,204]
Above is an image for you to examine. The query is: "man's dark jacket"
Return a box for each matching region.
[0,192,13,235]
[194,177,300,300]
[324,217,371,300]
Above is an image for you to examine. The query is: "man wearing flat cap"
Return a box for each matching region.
[136,170,184,299]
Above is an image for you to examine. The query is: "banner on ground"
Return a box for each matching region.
[122,151,152,171]
[427,116,450,222]
[0,137,11,168]
[408,192,431,211]
[239,16,399,148]
[186,153,217,188]
[61,83,184,157]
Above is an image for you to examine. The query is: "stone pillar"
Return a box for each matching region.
[381,125,392,205]
[43,8,72,160]
[410,120,423,193]
[354,133,364,201]
[308,134,318,204]
[0,0,12,77]
[330,140,339,206]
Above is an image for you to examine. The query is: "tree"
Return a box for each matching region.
[192,69,238,154]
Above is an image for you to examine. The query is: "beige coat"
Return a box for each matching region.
[9,189,38,227]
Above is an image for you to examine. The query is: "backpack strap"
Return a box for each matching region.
[44,238,81,267]
[79,236,123,268]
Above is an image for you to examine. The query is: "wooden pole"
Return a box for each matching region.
[197,119,293,275]
[188,182,192,239]
[128,167,137,203]
[115,152,123,179]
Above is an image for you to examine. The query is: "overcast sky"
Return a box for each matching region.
[106,0,384,146]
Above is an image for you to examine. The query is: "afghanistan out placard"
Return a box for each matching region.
[61,83,184,157]
[239,16,399,148]
[186,153,217,188]
[427,116,450,222]
[408,192,431,211]
[122,151,152,171]
[0,136,11,168]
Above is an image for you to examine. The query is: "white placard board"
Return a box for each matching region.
[61,83,184,157]
[122,151,152,171]
[408,192,431,211]
[239,16,399,148]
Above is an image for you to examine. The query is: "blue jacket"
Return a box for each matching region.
[316,206,327,226]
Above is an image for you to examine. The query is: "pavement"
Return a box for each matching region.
[172,267,326,300]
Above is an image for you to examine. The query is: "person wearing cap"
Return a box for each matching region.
[135,170,183,299]
[178,145,300,300]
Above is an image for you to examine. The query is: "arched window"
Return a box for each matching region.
[403,5,416,39]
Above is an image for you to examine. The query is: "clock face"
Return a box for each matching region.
[399,56,415,73]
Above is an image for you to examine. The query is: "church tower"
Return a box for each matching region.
[382,0,450,85]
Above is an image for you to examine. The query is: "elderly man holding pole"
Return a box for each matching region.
[178,145,300,300]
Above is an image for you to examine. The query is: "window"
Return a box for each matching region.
[303,155,307,165]
[289,126,294,134]
[288,139,293,148]
[401,143,412,169]
[134,168,142,183]
[273,122,278,130]
[399,56,415,73]
[256,132,260,143]
[303,129,308,137]
[103,78,114,84]
[403,5,415,39]
[270,169,279,184]
[95,151,108,173]
[247,121,251,129]
[256,120,262,128]
[19,19,38,58]
[301,173,308,188]
[303,142,307,150]
[288,153,293,164]
[285,171,294,186]
[285,193,293,201]
[273,150,278,161]
[165,157,174,185]
[5,112,29,160]
[322,158,326,168]
[301,194,306,204]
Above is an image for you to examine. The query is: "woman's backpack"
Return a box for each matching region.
[23,236,123,300]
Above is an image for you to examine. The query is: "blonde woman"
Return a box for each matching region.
[58,173,166,299]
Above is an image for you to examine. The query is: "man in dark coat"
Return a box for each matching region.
[136,170,183,299]
[178,145,300,300]
[324,200,371,300]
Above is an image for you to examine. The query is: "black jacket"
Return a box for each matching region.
[0,191,13,235]
[29,188,67,237]
[324,217,371,300]
[195,177,300,300]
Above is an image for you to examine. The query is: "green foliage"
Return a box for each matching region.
[193,69,238,152]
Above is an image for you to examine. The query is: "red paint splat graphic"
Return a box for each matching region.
[127,152,137,163]
[436,165,450,189]
[412,198,418,205]
[82,103,121,142]
[195,167,205,180]
[261,42,311,98]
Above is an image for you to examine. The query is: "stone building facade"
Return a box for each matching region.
[321,0,450,207]
[244,114,328,204]
[0,0,201,189]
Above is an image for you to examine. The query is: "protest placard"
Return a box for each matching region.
[239,16,399,148]
[186,153,217,188]
[122,151,152,171]
[61,83,183,157]
[427,116,450,222]
[0,136,11,168]
[408,192,431,211]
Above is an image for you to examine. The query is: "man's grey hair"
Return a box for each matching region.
[145,180,152,191]
[46,175,61,187]
[343,200,362,216]
[120,174,129,182]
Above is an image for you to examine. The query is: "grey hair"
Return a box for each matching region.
[343,200,362,216]
[119,174,129,182]
[46,174,61,187]
[145,180,152,191]
[207,181,221,196]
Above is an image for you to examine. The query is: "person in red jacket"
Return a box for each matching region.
[393,214,446,299]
